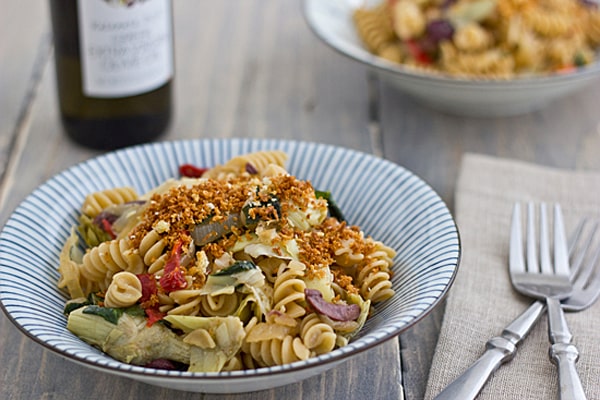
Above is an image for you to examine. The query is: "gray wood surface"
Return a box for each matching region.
[1,1,599,399]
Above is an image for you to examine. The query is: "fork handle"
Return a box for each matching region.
[547,298,587,400]
[433,301,545,400]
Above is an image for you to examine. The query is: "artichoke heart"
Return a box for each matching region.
[164,315,246,372]
[67,307,191,365]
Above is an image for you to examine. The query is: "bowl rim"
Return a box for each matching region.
[0,138,461,380]
[302,0,600,88]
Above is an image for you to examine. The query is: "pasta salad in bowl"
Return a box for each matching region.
[0,139,460,393]
[303,0,600,116]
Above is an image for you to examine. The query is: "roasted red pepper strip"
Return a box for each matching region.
[100,218,117,239]
[159,240,187,293]
[137,274,158,304]
[405,39,433,65]
[145,308,166,327]
[136,274,164,326]
[179,163,208,178]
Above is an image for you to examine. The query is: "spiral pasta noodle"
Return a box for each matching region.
[353,2,396,54]
[588,11,600,45]
[273,260,307,319]
[299,313,336,355]
[104,271,143,308]
[524,10,571,38]
[453,23,493,52]
[137,228,169,274]
[199,293,241,317]
[221,354,244,371]
[166,289,203,316]
[391,1,426,40]
[79,238,144,292]
[245,329,311,367]
[202,150,288,180]
[356,240,396,303]
[441,44,515,78]
[81,187,139,217]
[334,237,365,267]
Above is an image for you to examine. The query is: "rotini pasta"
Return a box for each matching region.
[356,240,396,303]
[353,0,600,78]
[353,2,397,54]
[273,260,307,319]
[221,354,244,371]
[201,150,288,180]
[199,293,241,317]
[246,335,311,367]
[81,186,139,218]
[299,313,336,355]
[243,314,312,367]
[78,238,144,293]
[59,150,396,372]
[137,228,169,275]
[104,271,143,308]
[166,289,203,316]
[588,11,600,45]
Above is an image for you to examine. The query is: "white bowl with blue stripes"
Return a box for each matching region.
[0,138,460,393]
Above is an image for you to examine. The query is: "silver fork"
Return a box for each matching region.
[510,202,586,400]
[433,218,600,400]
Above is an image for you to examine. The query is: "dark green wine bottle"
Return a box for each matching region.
[49,0,173,150]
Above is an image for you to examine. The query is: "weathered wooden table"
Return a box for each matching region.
[1,1,599,399]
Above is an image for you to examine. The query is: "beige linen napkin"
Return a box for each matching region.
[424,153,600,400]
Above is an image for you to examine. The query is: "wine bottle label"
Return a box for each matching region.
[77,0,173,98]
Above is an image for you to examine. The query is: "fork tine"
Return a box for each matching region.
[568,219,586,266]
[553,204,570,278]
[508,203,588,398]
[510,203,526,275]
[526,202,539,273]
[578,244,600,296]
[570,220,597,281]
[572,221,600,290]
[539,203,552,274]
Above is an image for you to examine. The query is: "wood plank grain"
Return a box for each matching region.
[0,1,51,195]
[171,1,375,149]
[378,77,600,209]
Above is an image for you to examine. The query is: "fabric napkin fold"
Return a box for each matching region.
[424,153,600,400]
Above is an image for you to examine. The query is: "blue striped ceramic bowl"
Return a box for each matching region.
[0,139,460,393]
